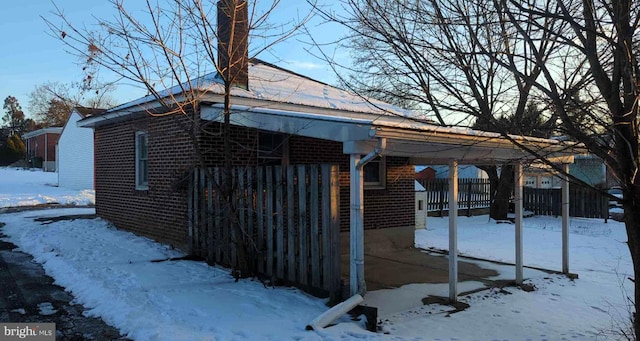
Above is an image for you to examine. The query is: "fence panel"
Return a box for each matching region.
[188,164,340,296]
[421,178,608,219]
[418,178,492,213]
[523,185,607,219]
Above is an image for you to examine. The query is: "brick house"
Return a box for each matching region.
[78,0,579,298]
[22,127,62,172]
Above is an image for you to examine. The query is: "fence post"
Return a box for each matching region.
[297,165,308,286]
[287,166,296,282]
[439,182,445,216]
[188,168,194,255]
[467,180,472,217]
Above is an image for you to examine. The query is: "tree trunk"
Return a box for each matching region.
[623,185,640,340]
[490,165,514,221]
[223,85,250,278]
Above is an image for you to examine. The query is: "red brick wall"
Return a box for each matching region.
[288,135,415,231]
[94,115,195,249]
[26,133,59,162]
[95,119,414,250]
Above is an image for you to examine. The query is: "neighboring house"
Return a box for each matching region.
[77,1,578,298]
[57,107,106,190]
[23,127,63,172]
[429,165,488,179]
[415,166,436,181]
[524,154,606,188]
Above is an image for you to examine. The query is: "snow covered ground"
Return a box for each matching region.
[0,167,94,208]
[0,167,634,340]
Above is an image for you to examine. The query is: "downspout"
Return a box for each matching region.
[350,137,386,297]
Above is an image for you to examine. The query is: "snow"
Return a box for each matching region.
[100,60,420,120]
[0,167,634,340]
[0,167,94,208]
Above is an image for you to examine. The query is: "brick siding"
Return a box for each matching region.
[95,117,414,251]
[94,115,195,249]
[288,135,415,231]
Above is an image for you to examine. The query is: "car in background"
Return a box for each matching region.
[608,187,623,208]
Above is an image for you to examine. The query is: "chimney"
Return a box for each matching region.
[217,0,249,89]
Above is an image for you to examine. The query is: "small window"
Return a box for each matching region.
[135,131,148,190]
[258,131,288,166]
[364,156,386,189]
[418,200,424,211]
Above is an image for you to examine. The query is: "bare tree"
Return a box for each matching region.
[28,81,117,127]
[314,0,564,219]
[45,0,311,277]
[493,0,639,337]
[319,0,639,336]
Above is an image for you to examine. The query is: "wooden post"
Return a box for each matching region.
[188,169,194,255]
[330,165,341,296]
[514,162,524,285]
[562,163,570,274]
[207,171,214,263]
[214,168,222,263]
[256,168,264,273]
[310,165,321,288]
[266,167,274,277]
[467,180,472,217]
[287,166,296,282]
[448,160,458,302]
[297,166,308,285]
[275,166,285,280]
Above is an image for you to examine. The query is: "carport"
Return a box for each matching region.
[202,102,580,302]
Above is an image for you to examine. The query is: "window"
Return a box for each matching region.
[135,131,148,190]
[364,156,386,189]
[258,131,288,166]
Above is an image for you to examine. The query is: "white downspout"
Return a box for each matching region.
[350,137,387,296]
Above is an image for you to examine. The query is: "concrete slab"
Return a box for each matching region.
[341,248,500,292]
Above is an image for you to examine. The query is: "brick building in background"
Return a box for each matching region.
[22,127,62,172]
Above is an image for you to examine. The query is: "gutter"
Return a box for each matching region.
[350,137,386,297]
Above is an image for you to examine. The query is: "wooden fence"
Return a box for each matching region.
[523,186,608,219]
[188,164,341,296]
[419,178,608,219]
[418,178,492,215]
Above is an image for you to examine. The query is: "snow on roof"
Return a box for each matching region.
[74,107,107,118]
[102,59,423,120]
[415,180,426,192]
[22,127,63,139]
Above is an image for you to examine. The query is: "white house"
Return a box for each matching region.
[57,107,105,190]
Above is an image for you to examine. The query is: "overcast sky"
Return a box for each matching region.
[0,1,347,118]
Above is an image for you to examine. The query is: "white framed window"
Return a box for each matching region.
[364,156,386,189]
[135,131,148,190]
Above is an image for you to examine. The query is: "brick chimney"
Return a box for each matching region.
[217,0,249,89]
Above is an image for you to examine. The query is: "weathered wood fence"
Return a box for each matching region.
[418,178,492,214]
[523,186,608,219]
[188,164,341,296]
[419,178,608,219]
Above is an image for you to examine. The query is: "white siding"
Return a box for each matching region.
[57,111,94,190]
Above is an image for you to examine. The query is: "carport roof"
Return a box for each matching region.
[79,59,583,164]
